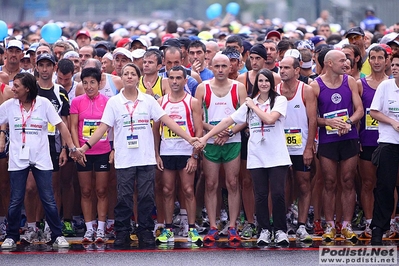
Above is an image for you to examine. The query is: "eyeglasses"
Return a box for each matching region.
[347,35,362,41]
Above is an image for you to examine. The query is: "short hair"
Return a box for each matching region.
[122,63,142,79]
[83,58,102,70]
[277,39,295,52]
[292,57,301,69]
[317,47,333,69]
[57,59,74,75]
[168,65,187,77]
[391,52,399,62]
[164,46,183,59]
[188,40,206,52]
[81,67,101,83]
[53,41,74,52]
[166,20,178,34]
[14,72,38,102]
[144,49,163,65]
[225,35,243,47]
[37,42,53,53]
[80,45,96,58]
[369,45,388,59]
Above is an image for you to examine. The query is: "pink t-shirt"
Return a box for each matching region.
[70,93,111,155]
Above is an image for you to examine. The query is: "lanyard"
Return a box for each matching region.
[256,102,269,138]
[19,100,35,147]
[125,100,139,134]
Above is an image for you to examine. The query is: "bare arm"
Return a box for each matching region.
[79,123,111,153]
[303,84,317,166]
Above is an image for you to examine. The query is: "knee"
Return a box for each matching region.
[183,186,195,201]
[361,178,375,192]
[342,176,355,191]
[96,187,108,199]
[324,177,336,192]
[205,179,218,192]
[162,185,174,198]
[226,176,239,192]
[81,188,92,199]
[241,175,253,190]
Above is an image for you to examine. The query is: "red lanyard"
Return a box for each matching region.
[256,102,269,138]
[125,100,139,134]
[19,100,35,147]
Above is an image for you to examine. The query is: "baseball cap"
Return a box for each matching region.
[132,49,146,59]
[159,38,181,50]
[310,36,326,46]
[75,30,91,40]
[36,53,56,65]
[116,38,131,48]
[265,30,281,41]
[131,37,148,48]
[113,48,133,61]
[94,41,112,51]
[22,51,30,59]
[27,42,40,54]
[6,40,23,50]
[379,32,399,44]
[345,26,365,37]
[63,51,79,59]
[178,37,191,50]
[284,49,302,61]
[249,44,267,61]
[378,43,392,55]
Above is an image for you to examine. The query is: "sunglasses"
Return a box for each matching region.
[347,35,362,41]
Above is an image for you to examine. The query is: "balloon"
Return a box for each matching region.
[206,3,222,20]
[0,20,8,40]
[41,23,62,44]
[226,2,240,16]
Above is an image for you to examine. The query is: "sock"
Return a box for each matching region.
[28,222,36,229]
[342,221,349,229]
[391,218,395,224]
[180,209,187,215]
[298,222,305,228]
[326,220,335,228]
[85,221,93,231]
[44,221,49,230]
[0,216,5,222]
[366,219,372,225]
[107,219,115,227]
[98,221,106,231]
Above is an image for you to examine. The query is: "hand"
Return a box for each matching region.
[185,157,197,174]
[217,128,229,138]
[303,148,313,167]
[213,135,229,146]
[337,123,350,136]
[191,60,201,73]
[109,150,114,164]
[70,148,85,162]
[391,121,399,132]
[156,155,164,171]
[196,137,207,151]
[188,137,200,146]
[326,117,347,130]
[245,97,255,110]
[59,149,68,167]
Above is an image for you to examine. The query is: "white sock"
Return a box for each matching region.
[342,221,350,229]
[44,221,49,230]
[0,216,5,222]
[98,221,106,231]
[85,221,93,231]
[366,219,372,225]
[28,222,36,229]
[391,218,395,224]
[107,219,114,227]
[180,209,187,215]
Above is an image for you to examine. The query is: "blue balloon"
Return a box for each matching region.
[206,3,222,20]
[41,23,62,44]
[0,20,8,40]
[226,2,240,16]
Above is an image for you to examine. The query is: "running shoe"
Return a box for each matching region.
[360,223,372,239]
[227,227,241,242]
[240,222,255,240]
[72,218,86,234]
[95,229,106,243]
[1,238,16,249]
[41,227,52,243]
[187,228,203,243]
[0,218,7,241]
[219,221,230,236]
[387,221,399,239]
[203,227,219,242]
[335,221,342,236]
[105,224,116,239]
[62,220,76,237]
[322,223,336,242]
[313,219,324,236]
[53,236,69,248]
[153,223,164,237]
[220,209,228,222]
[195,223,207,234]
[178,218,188,237]
[82,229,95,243]
[275,230,289,246]
[20,227,39,244]
[341,224,358,242]
[296,225,313,242]
[156,228,174,243]
[257,229,271,246]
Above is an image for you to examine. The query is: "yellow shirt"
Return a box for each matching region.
[138,76,163,99]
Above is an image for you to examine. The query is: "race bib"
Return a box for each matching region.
[323,109,349,135]
[126,135,139,149]
[163,121,186,139]
[82,119,107,140]
[285,128,302,147]
[48,123,56,136]
[365,108,378,130]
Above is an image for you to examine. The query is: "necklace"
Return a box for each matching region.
[258,95,267,103]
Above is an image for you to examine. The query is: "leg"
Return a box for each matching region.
[240,159,255,224]
[359,158,376,220]
[223,156,241,228]
[319,156,338,222]
[295,170,312,224]
[203,158,221,228]
[162,169,177,225]
[269,166,289,232]
[178,169,196,226]
[95,171,109,223]
[250,168,270,231]
[154,169,165,224]
[60,161,75,221]
[114,167,135,233]
[78,171,94,223]
[24,172,39,226]
[339,155,358,222]
[136,165,156,232]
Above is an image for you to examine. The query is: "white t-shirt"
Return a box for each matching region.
[101,88,166,169]
[230,95,292,169]
[0,96,62,171]
[370,79,399,144]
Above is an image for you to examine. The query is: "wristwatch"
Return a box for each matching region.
[228,129,235,137]
[69,146,77,153]
[192,154,199,160]
[346,118,353,125]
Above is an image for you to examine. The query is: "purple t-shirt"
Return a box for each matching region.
[70,93,111,155]
[359,78,378,147]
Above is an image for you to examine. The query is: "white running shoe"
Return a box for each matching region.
[275,230,289,246]
[257,229,271,246]
[95,229,106,243]
[1,238,16,249]
[296,225,312,242]
[53,236,69,248]
[82,229,95,243]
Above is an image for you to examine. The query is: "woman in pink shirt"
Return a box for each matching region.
[70,67,111,243]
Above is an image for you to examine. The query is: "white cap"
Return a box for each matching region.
[284,49,302,61]
[113,48,133,61]
[7,40,23,50]
[132,49,146,59]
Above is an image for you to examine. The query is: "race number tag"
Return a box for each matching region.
[284,128,302,147]
[82,119,107,140]
[323,109,349,135]
[365,108,378,130]
[48,123,56,136]
[126,135,139,148]
[19,146,30,160]
[163,121,186,139]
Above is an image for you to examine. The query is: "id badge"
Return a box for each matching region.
[19,146,30,160]
[127,135,139,149]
